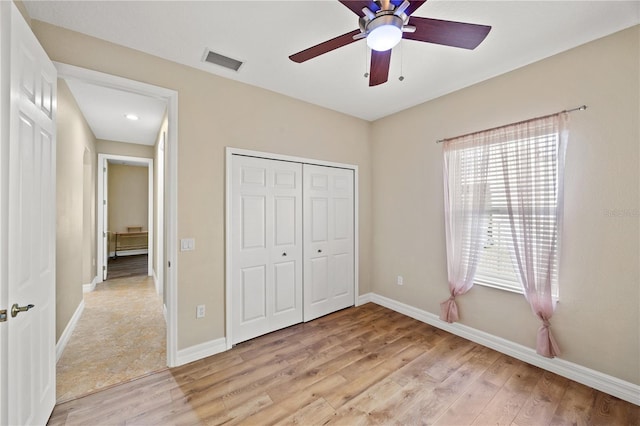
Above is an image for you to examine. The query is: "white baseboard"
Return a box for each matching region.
[82,275,98,293]
[356,293,372,306]
[108,249,148,257]
[152,270,162,296]
[175,337,227,367]
[56,300,85,362]
[357,293,372,306]
[366,292,640,406]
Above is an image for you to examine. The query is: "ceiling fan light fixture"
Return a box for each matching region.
[366,14,403,52]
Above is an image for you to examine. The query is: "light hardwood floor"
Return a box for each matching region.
[48,303,638,425]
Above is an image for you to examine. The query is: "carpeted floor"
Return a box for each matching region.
[56,275,166,403]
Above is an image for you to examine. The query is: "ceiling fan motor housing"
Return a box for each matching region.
[359,7,409,51]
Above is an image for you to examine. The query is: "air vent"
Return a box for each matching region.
[203,49,243,72]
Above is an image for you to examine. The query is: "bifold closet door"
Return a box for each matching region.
[231,156,303,344]
[303,165,355,322]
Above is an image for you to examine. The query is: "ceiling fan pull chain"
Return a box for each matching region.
[364,43,369,78]
[399,40,405,81]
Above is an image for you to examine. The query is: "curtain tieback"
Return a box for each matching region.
[541,319,551,328]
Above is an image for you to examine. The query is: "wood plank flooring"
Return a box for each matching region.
[48,303,639,425]
[107,254,148,280]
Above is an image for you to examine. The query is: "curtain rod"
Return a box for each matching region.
[435,105,587,144]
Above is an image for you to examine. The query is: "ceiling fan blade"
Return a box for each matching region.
[369,49,392,86]
[403,0,427,16]
[338,1,379,15]
[404,16,491,49]
[289,29,362,63]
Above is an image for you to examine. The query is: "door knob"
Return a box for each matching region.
[318,249,322,253]
[11,303,34,318]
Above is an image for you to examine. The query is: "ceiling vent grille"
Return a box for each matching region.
[203,49,243,71]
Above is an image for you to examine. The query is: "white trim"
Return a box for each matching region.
[0,5,9,425]
[175,338,227,367]
[368,293,640,406]
[82,275,98,293]
[55,62,179,368]
[153,269,162,296]
[108,249,149,258]
[163,303,168,324]
[165,91,178,367]
[228,148,359,170]
[357,292,372,306]
[96,153,153,282]
[56,300,85,362]
[225,147,359,349]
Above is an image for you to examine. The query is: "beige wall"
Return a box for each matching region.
[97,139,154,159]
[82,147,97,284]
[13,0,30,27]
[108,164,149,234]
[56,79,97,340]
[371,26,639,385]
[32,21,373,350]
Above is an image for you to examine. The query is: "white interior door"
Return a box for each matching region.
[303,165,354,322]
[102,158,108,280]
[231,155,303,344]
[4,2,57,424]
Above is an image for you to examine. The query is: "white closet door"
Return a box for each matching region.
[303,165,354,322]
[231,156,303,344]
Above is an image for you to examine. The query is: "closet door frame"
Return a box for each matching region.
[225,147,359,349]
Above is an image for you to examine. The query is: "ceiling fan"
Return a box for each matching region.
[289,0,491,87]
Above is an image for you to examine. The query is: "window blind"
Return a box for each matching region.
[455,133,560,297]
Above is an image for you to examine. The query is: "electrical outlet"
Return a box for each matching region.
[397,275,404,286]
[196,304,205,318]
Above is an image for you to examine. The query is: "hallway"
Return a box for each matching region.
[56,275,166,403]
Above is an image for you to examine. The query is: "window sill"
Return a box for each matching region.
[474,279,524,295]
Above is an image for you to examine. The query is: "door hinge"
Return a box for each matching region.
[103,200,106,205]
[0,310,7,322]
[103,167,106,172]
[168,261,171,268]
[103,265,106,271]
[103,232,106,238]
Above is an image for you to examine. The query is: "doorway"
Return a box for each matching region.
[53,64,179,384]
[97,154,154,283]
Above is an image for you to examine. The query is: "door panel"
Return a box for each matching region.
[274,261,296,313]
[310,198,328,242]
[241,196,266,249]
[5,2,57,424]
[303,165,354,322]
[274,197,295,246]
[241,265,267,322]
[309,257,329,304]
[231,156,302,344]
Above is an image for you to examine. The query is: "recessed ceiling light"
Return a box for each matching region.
[125,114,139,121]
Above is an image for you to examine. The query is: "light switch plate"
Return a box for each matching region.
[181,238,195,251]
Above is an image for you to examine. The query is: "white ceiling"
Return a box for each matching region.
[26,1,640,125]
[65,79,167,145]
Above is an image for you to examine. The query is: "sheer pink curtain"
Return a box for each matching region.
[498,113,569,358]
[440,135,491,322]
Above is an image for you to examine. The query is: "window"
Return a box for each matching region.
[456,132,560,297]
